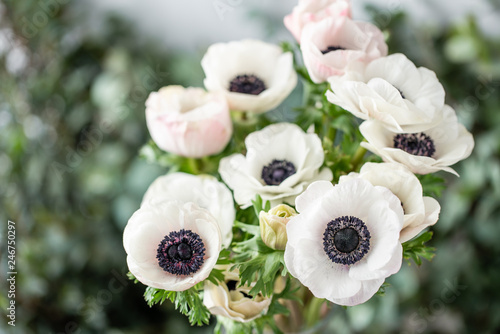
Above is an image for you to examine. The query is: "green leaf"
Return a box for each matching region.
[143,287,211,326]
[252,194,270,218]
[403,231,436,266]
[126,272,138,284]
[417,174,447,198]
[376,282,391,296]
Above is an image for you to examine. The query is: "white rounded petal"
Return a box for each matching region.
[142,173,235,248]
[400,197,440,242]
[145,86,232,158]
[202,39,297,113]
[328,54,445,133]
[219,123,332,208]
[330,278,385,306]
[123,201,222,291]
[339,162,441,243]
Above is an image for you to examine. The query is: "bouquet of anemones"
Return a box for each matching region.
[123,1,474,332]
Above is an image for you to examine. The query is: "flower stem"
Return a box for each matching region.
[186,158,200,174]
[305,296,325,328]
[351,144,367,171]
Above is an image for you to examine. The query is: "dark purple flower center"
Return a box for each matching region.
[261,159,296,186]
[321,45,346,54]
[393,132,436,157]
[229,74,266,95]
[156,229,205,276]
[323,216,371,265]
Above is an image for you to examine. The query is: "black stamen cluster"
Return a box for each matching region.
[393,132,436,157]
[261,159,296,186]
[323,216,371,265]
[229,74,266,95]
[321,45,346,54]
[156,229,205,276]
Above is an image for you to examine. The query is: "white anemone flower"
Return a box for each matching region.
[123,201,221,291]
[340,163,440,242]
[141,172,235,248]
[284,179,404,306]
[360,105,475,176]
[327,53,445,133]
[202,39,297,113]
[219,123,333,208]
[203,266,271,323]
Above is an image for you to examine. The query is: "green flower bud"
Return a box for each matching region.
[259,204,297,250]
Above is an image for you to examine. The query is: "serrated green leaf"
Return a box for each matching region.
[403,231,436,266]
[143,286,211,326]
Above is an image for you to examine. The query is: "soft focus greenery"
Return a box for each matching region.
[1,1,500,333]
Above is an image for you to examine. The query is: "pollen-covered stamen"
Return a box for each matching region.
[321,45,346,54]
[157,229,205,276]
[229,74,266,95]
[261,159,296,186]
[323,216,371,265]
[393,132,436,158]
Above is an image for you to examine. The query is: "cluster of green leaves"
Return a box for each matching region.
[127,272,214,326]
[231,196,288,297]
[402,231,436,266]
[417,174,447,198]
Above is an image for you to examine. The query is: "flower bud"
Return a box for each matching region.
[259,204,297,250]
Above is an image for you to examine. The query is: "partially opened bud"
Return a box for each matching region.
[259,204,297,250]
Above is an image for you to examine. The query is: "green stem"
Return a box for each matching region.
[327,126,337,144]
[186,158,200,174]
[351,144,367,171]
[305,296,325,328]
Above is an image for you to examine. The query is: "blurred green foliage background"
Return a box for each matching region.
[1,1,500,333]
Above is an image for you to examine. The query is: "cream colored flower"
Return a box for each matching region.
[202,39,297,113]
[203,266,271,322]
[259,204,297,250]
[360,105,474,176]
[340,162,440,242]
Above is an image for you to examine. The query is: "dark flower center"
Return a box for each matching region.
[393,132,436,158]
[334,228,359,253]
[156,229,205,276]
[323,216,371,265]
[321,45,346,54]
[229,74,266,95]
[261,159,296,186]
